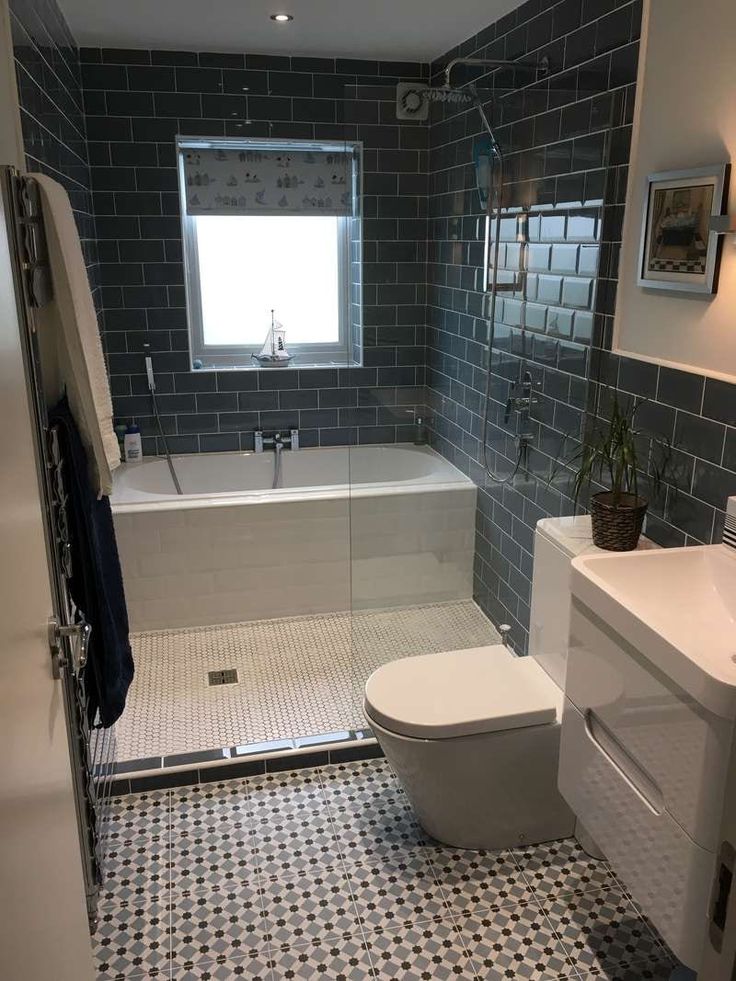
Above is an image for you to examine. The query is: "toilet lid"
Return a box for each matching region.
[364,645,560,739]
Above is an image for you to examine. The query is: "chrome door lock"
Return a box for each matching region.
[48,616,91,678]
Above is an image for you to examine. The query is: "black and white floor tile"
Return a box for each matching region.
[114,602,499,761]
[95,758,680,980]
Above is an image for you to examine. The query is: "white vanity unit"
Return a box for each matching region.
[558,499,736,971]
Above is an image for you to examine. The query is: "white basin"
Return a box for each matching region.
[571,544,736,719]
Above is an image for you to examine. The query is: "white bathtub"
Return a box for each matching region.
[112,444,477,631]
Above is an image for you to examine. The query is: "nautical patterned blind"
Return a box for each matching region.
[180,139,355,217]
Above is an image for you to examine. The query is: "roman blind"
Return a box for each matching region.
[180,138,355,217]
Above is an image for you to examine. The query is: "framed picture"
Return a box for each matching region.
[637,164,730,294]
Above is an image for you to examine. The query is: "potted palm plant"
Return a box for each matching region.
[568,395,670,551]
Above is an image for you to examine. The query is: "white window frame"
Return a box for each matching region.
[177,136,362,371]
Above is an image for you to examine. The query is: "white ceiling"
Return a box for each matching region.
[57,0,520,62]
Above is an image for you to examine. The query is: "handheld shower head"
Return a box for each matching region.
[142,343,156,393]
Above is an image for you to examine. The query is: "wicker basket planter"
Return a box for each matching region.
[590,491,648,551]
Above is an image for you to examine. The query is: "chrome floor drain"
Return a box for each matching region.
[207,669,239,686]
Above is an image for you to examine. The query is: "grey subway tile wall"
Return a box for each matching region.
[9,0,736,653]
[426,0,736,651]
[426,0,645,650]
[9,0,99,290]
[79,49,430,452]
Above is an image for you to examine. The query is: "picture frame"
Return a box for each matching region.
[637,164,730,294]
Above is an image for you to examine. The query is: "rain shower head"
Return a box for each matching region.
[424,86,475,105]
[397,53,550,121]
[395,81,475,120]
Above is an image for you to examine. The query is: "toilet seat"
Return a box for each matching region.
[364,645,561,740]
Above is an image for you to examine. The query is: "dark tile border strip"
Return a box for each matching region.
[105,728,384,794]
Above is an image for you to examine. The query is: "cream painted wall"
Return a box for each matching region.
[613,0,736,382]
[0,1,95,977]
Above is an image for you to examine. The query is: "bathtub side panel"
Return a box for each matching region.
[350,487,477,610]
[115,497,352,630]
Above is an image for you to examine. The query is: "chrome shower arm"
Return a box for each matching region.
[444,55,549,88]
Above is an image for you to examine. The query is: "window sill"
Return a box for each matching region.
[193,359,362,372]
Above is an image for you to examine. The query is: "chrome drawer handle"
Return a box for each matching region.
[584,709,664,816]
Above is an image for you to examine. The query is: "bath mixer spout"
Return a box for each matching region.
[254,429,299,453]
[254,429,299,489]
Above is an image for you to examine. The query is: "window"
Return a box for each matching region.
[177,137,362,370]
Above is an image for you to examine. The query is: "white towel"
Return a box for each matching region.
[31,173,120,496]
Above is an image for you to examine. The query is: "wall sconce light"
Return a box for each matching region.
[709,215,736,235]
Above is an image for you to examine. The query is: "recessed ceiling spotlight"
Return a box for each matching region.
[270,13,293,22]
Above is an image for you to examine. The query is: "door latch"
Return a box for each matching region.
[48,616,91,678]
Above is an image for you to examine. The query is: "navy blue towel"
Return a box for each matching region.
[49,397,134,727]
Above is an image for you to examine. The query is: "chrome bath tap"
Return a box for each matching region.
[254,429,299,489]
[254,429,300,453]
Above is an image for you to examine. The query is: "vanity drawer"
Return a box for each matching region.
[565,597,731,849]
[559,695,714,967]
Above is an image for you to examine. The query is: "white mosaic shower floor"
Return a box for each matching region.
[115,600,500,762]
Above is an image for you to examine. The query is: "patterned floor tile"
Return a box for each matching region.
[169,832,259,894]
[319,760,402,795]
[173,806,252,839]
[269,935,374,979]
[170,946,273,979]
[514,839,616,901]
[171,781,250,819]
[366,918,475,979]
[170,791,252,838]
[250,809,343,878]
[169,886,269,971]
[458,905,577,980]
[320,764,405,812]
[576,964,675,981]
[543,887,673,978]
[108,792,171,842]
[330,795,418,831]
[94,900,172,980]
[97,760,680,981]
[430,847,535,914]
[332,805,428,866]
[246,770,327,821]
[101,839,173,905]
[261,866,361,948]
[347,854,448,934]
[326,788,413,824]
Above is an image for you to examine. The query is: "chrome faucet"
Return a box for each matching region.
[503,370,538,473]
[254,429,300,453]
[254,430,299,489]
[504,370,536,426]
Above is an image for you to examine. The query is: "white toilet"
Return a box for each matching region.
[363,516,603,850]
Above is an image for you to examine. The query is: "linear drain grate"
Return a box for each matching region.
[207,669,239,687]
